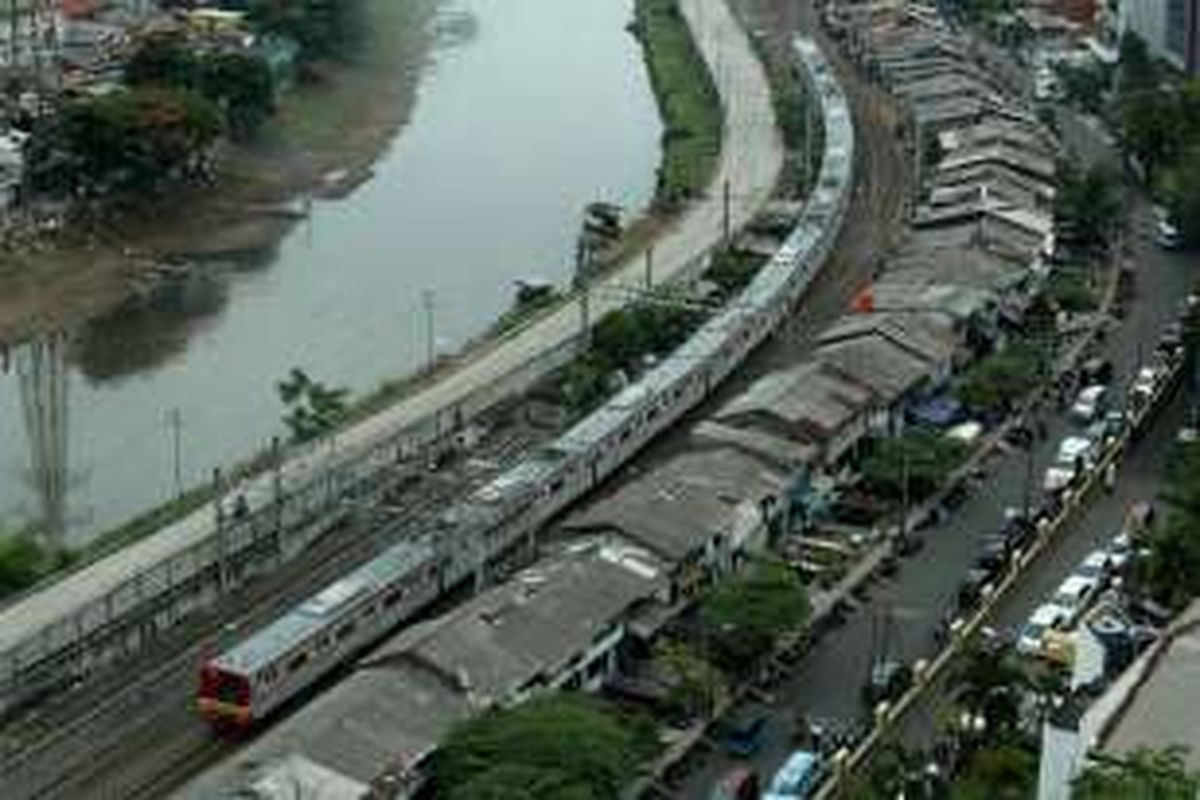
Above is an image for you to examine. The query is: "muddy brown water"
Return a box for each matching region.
[0,0,660,543]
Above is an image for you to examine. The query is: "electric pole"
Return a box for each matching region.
[167,406,183,499]
[422,289,436,372]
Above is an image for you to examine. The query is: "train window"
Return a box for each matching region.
[336,621,357,641]
[549,478,564,494]
[646,406,659,420]
[383,588,405,608]
[317,634,332,651]
[620,428,631,442]
[287,651,309,672]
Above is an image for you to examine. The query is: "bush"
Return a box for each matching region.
[860,430,969,501]
[957,343,1044,414]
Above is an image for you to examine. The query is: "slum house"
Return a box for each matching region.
[561,446,788,600]
[173,540,668,800]
[940,117,1059,161]
[929,161,1056,211]
[876,56,977,89]
[936,141,1057,186]
[891,72,1002,108]
[817,309,963,379]
[913,197,1054,261]
[697,360,875,478]
[870,281,1001,351]
[902,218,1050,271]
[812,326,942,431]
[886,237,1036,326]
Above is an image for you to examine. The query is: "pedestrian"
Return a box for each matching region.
[1104,463,1117,493]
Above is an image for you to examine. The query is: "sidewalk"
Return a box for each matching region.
[0,0,783,676]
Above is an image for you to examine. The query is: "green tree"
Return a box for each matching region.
[248,0,366,62]
[947,641,1030,740]
[0,532,53,597]
[434,694,658,800]
[1054,159,1122,252]
[28,86,220,197]
[699,558,809,674]
[200,51,276,139]
[277,367,349,443]
[957,343,1044,415]
[860,430,968,501]
[951,744,1038,800]
[125,36,275,139]
[652,640,724,719]
[1073,748,1199,799]
[1166,145,1200,247]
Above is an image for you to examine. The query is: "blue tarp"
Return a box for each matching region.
[907,394,964,429]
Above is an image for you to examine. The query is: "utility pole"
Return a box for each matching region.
[421,289,436,372]
[722,178,732,244]
[167,406,183,500]
[17,331,68,547]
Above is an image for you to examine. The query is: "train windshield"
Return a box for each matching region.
[200,665,250,706]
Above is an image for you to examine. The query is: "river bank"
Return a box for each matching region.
[0,0,438,346]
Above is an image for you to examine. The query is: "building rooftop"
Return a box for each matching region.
[816,331,937,403]
[871,281,995,323]
[175,543,665,800]
[718,360,872,437]
[818,310,960,368]
[1100,603,1200,770]
[563,447,785,563]
[937,141,1057,184]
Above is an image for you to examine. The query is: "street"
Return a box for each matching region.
[670,92,1197,800]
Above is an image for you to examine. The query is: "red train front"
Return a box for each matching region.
[198,661,253,728]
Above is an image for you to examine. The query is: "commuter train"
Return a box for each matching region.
[198,36,856,728]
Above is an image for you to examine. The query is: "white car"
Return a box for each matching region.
[1131,366,1160,402]
[1017,603,1069,656]
[1044,436,1097,491]
[1071,385,1108,422]
[1157,219,1182,249]
[1107,533,1133,572]
[1074,550,1112,584]
[1052,574,1100,625]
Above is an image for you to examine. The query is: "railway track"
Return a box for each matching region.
[0,7,902,800]
[0,424,540,800]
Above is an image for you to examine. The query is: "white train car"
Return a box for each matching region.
[198,538,437,727]
[197,35,857,730]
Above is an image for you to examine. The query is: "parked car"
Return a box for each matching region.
[1074,549,1113,586]
[1017,603,1069,656]
[1080,357,1114,386]
[1107,533,1133,572]
[862,658,912,707]
[1052,574,1100,625]
[999,507,1036,552]
[711,767,760,800]
[1044,435,1098,492]
[765,750,823,800]
[1131,366,1160,401]
[975,536,1011,578]
[1071,385,1108,423]
[1157,219,1182,250]
[957,567,993,611]
[722,712,769,757]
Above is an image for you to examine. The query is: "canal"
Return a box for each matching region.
[0,0,662,544]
